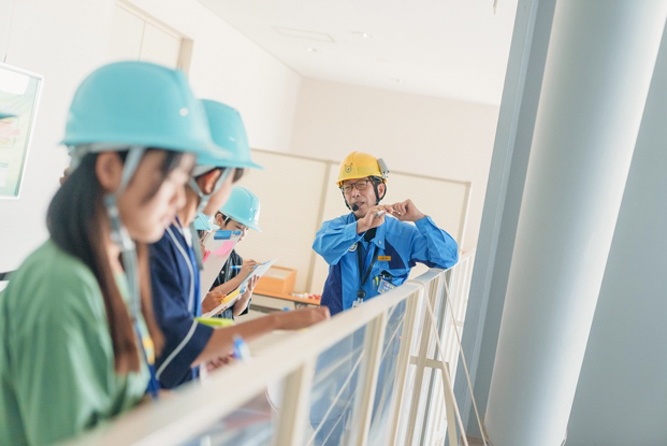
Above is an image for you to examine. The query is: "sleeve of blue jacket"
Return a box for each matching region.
[408,216,459,269]
[149,237,213,388]
[312,216,363,265]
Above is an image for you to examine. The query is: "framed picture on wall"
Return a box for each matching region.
[0,63,43,199]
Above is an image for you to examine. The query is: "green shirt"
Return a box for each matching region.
[0,240,149,445]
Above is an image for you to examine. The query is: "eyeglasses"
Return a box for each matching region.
[340,179,371,193]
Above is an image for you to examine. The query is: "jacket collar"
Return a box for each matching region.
[345,212,387,249]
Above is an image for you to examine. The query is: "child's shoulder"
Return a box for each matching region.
[2,240,103,325]
[19,240,97,287]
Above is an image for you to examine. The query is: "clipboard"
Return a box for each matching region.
[200,259,278,318]
[201,287,242,318]
[238,259,277,294]
[199,229,242,300]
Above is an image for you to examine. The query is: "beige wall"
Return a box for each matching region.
[236,150,470,294]
[127,0,301,153]
[0,0,301,273]
[288,78,500,251]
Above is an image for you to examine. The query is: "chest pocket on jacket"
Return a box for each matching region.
[377,241,409,283]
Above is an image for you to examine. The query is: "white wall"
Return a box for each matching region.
[0,0,301,274]
[462,1,667,443]
[236,150,470,294]
[108,5,183,68]
[0,0,116,276]
[126,0,301,153]
[288,78,500,252]
[456,0,555,436]
[566,22,667,446]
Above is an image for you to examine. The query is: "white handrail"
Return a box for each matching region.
[63,254,477,446]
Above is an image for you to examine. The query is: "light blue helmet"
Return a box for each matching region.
[0,111,15,120]
[62,61,227,163]
[189,100,262,214]
[193,99,263,172]
[60,61,231,320]
[193,213,220,231]
[220,186,261,232]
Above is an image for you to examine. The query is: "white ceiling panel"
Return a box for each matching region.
[198,0,518,105]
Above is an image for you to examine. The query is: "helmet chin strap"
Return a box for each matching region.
[189,221,205,271]
[189,167,232,214]
[102,146,145,322]
[372,177,387,204]
[188,167,233,270]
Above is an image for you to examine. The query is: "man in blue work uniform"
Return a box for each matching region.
[310,151,459,445]
[313,151,459,316]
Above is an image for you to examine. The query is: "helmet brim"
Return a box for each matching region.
[224,212,261,232]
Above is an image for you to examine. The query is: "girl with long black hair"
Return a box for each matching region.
[0,61,219,445]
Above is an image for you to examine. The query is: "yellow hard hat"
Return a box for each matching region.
[337,151,389,185]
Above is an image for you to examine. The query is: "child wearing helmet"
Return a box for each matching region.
[0,61,210,445]
[201,186,262,320]
[148,100,329,390]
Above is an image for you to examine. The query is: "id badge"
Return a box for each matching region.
[378,278,396,294]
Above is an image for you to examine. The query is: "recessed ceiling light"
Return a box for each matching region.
[305,47,318,52]
[352,31,373,39]
[390,78,404,84]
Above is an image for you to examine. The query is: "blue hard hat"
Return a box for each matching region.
[198,99,262,170]
[62,61,228,163]
[193,213,220,231]
[220,186,261,232]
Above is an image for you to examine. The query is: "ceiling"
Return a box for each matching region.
[198,0,518,105]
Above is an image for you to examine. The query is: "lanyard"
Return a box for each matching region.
[133,322,160,399]
[356,242,378,302]
[189,223,204,271]
[166,223,196,314]
[186,245,202,317]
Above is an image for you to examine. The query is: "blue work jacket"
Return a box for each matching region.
[149,219,213,389]
[313,213,458,315]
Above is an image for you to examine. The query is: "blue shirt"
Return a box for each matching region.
[313,214,459,315]
[149,220,213,389]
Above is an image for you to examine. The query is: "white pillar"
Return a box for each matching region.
[484,1,667,445]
